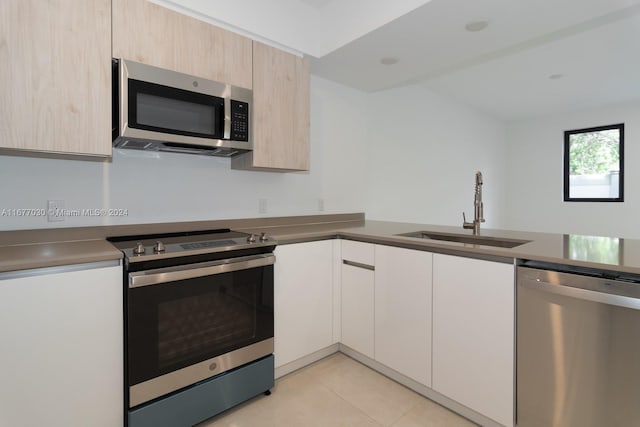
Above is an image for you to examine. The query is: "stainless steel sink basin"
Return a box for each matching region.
[397,230,530,248]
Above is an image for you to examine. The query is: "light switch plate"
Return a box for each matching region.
[258,198,268,214]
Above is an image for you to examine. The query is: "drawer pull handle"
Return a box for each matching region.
[343,260,375,271]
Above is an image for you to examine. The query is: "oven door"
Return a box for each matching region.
[127,254,274,408]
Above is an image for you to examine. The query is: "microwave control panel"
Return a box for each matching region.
[230,100,249,141]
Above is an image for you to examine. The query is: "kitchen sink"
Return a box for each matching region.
[397,230,530,248]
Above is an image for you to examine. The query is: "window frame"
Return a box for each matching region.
[563,123,624,202]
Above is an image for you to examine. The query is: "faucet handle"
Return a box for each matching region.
[462,212,475,229]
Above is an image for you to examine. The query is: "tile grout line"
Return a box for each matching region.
[311,354,422,427]
[316,380,384,427]
[385,399,423,427]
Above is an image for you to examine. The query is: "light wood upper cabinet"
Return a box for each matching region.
[112,0,252,89]
[0,0,111,157]
[232,41,310,171]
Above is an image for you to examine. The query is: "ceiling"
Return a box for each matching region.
[157,0,640,120]
[154,0,432,57]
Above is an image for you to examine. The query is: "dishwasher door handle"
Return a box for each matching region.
[519,277,640,311]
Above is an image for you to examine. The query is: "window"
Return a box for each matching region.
[564,123,624,202]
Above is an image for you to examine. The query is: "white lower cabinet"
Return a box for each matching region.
[340,241,375,359]
[432,254,514,427]
[0,262,123,427]
[374,245,432,386]
[274,241,334,367]
[275,239,515,427]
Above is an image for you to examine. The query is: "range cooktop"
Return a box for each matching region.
[108,228,275,262]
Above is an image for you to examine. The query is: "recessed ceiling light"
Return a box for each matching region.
[549,73,565,80]
[380,57,399,66]
[465,20,489,32]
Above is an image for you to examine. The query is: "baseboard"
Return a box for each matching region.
[274,344,340,378]
[338,344,505,427]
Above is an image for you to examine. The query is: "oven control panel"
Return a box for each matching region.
[108,229,275,264]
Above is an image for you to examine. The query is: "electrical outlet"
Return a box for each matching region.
[47,200,65,222]
[318,198,325,212]
[258,198,268,214]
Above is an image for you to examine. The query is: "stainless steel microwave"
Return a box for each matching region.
[112,58,252,157]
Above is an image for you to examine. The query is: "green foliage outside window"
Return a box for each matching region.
[569,129,620,175]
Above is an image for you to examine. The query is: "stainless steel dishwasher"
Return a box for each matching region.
[517,262,640,427]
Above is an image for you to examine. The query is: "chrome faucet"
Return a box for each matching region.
[463,171,485,235]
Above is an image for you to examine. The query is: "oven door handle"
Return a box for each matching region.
[129,254,275,288]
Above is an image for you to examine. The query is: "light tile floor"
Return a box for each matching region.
[197,353,477,427]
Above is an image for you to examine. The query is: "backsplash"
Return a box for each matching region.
[0,76,370,231]
[6,74,633,238]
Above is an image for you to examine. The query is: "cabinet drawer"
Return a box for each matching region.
[341,240,375,266]
[341,263,375,359]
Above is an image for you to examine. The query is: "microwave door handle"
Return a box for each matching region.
[129,254,275,288]
[223,96,231,139]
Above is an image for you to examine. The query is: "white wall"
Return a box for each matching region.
[0,76,368,231]
[314,76,370,213]
[364,84,507,228]
[504,100,640,238]
[15,72,638,239]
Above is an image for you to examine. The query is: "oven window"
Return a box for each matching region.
[157,282,256,369]
[128,79,225,138]
[127,265,273,386]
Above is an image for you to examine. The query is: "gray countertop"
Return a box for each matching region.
[1,213,638,274]
[0,240,123,273]
[241,220,640,274]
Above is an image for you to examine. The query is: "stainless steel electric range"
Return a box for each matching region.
[109,229,276,427]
